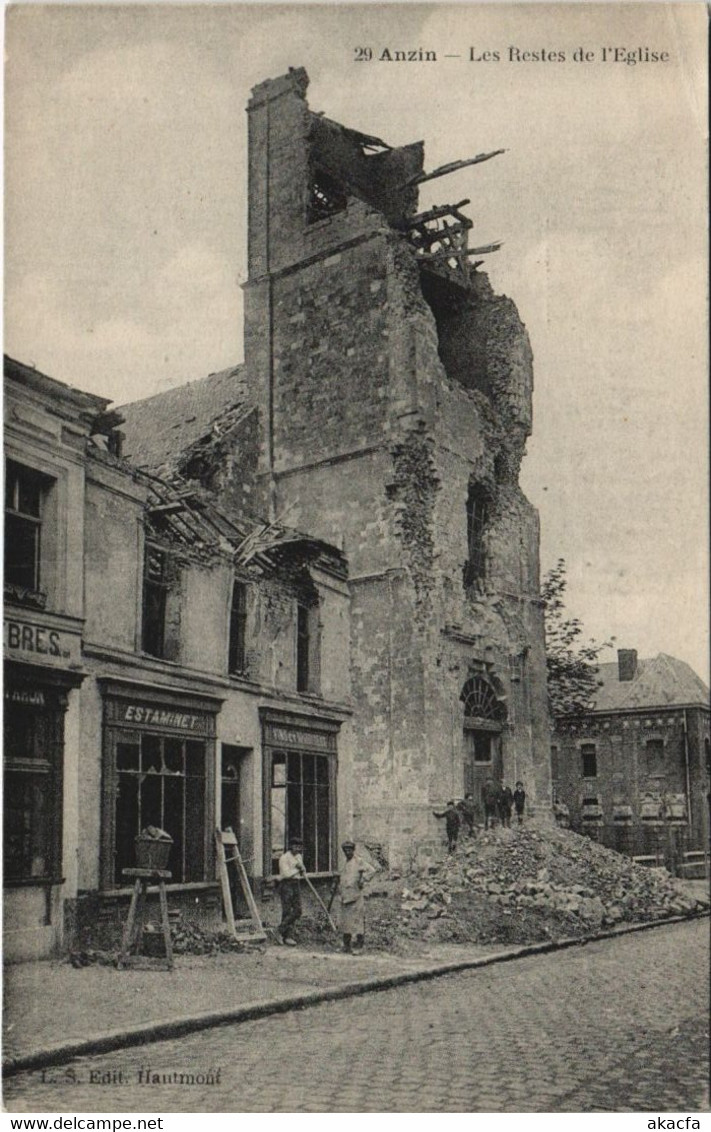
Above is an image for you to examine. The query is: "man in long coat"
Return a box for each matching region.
[338,840,375,953]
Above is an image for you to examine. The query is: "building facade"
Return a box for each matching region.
[4,356,352,960]
[551,649,710,872]
[121,68,552,869]
[3,358,110,959]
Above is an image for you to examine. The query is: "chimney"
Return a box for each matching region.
[617,649,638,682]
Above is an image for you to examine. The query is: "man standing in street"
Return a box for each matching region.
[277,836,305,946]
[457,792,476,836]
[499,784,514,828]
[513,781,526,824]
[338,839,376,953]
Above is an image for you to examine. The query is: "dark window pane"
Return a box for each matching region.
[302,782,316,872]
[140,772,162,830]
[287,752,301,783]
[184,774,204,882]
[116,742,139,772]
[222,780,240,834]
[163,738,183,774]
[296,605,310,692]
[581,745,597,778]
[6,462,42,518]
[5,514,40,590]
[115,775,139,883]
[302,753,315,784]
[4,769,50,879]
[474,734,492,763]
[185,740,205,776]
[142,583,167,656]
[316,785,330,872]
[142,546,169,657]
[315,756,329,785]
[163,775,184,881]
[4,466,14,509]
[228,581,247,674]
[142,735,161,774]
[286,782,302,845]
[4,705,38,760]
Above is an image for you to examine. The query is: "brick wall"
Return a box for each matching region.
[552,707,710,860]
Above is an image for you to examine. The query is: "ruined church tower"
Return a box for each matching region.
[244,68,551,866]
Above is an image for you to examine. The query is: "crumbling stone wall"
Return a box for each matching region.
[271,239,391,469]
[386,423,440,612]
[241,68,551,866]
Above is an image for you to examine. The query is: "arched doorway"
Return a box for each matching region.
[460,675,507,804]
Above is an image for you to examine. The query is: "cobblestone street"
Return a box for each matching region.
[4,919,709,1113]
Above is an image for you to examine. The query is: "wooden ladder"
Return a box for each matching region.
[215,828,267,944]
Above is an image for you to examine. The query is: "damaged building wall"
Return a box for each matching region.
[242,67,551,867]
[77,445,352,930]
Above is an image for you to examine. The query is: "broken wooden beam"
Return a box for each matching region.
[396,199,471,229]
[400,150,506,189]
[417,241,502,262]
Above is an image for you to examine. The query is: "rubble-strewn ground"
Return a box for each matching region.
[70,823,708,963]
[297,823,709,954]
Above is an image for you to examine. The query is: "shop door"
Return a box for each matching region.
[220,745,248,916]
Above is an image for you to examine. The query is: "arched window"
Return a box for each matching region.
[460,675,505,722]
[460,675,505,781]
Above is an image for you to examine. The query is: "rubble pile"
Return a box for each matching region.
[390,825,707,946]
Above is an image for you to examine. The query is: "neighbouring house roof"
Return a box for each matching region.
[5,354,111,424]
[118,364,251,473]
[591,653,709,712]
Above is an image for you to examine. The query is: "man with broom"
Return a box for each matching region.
[277,836,306,945]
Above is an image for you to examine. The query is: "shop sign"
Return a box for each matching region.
[4,616,80,666]
[264,723,335,752]
[106,698,212,736]
[4,687,46,707]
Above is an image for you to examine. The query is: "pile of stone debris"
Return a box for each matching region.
[304,823,710,953]
[395,824,707,935]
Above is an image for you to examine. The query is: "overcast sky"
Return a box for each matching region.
[4,3,708,682]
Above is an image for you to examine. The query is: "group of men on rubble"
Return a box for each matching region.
[434,780,526,852]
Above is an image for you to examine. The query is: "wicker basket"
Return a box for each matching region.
[134,835,172,871]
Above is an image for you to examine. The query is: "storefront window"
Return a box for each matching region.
[268,750,332,875]
[262,712,339,877]
[3,699,59,882]
[113,732,206,885]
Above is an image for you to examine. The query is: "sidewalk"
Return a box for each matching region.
[4,904,708,1075]
[2,940,506,1068]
